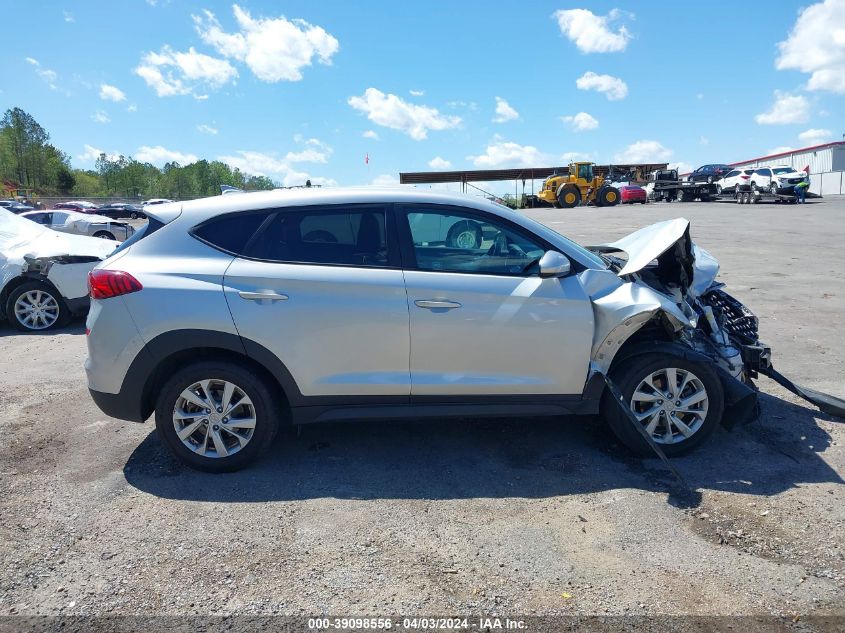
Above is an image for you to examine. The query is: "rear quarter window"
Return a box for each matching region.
[191,212,269,255]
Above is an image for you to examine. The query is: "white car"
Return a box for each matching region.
[21,210,135,241]
[749,165,807,194]
[142,198,174,206]
[0,209,116,331]
[719,168,756,194]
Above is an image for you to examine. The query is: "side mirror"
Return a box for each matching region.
[538,250,571,278]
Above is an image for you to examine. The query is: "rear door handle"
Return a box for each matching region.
[415,299,462,310]
[238,291,289,302]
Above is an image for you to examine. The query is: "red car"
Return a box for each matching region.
[620,185,647,204]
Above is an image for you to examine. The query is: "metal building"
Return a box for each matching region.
[730,141,845,196]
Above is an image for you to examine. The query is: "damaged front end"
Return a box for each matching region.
[585,218,845,427]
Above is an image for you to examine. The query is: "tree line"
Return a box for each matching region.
[0,107,276,200]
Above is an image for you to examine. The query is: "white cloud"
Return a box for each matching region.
[776,0,845,93]
[127,104,138,112]
[469,140,550,168]
[372,174,399,186]
[670,161,693,175]
[754,91,810,125]
[92,110,111,124]
[428,156,452,169]
[99,83,126,102]
[561,111,599,131]
[77,144,119,163]
[63,11,74,23]
[362,130,379,140]
[25,57,59,89]
[699,136,709,146]
[197,123,219,135]
[284,137,333,163]
[798,128,833,144]
[613,140,673,163]
[193,5,338,83]
[767,146,795,156]
[492,96,519,123]
[348,88,461,140]
[136,145,198,165]
[135,46,238,97]
[575,71,628,100]
[217,150,336,187]
[409,89,425,96]
[553,8,632,53]
[561,151,590,162]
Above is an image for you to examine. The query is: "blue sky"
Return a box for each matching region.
[3,0,843,193]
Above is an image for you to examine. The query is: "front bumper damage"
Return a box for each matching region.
[585,218,845,487]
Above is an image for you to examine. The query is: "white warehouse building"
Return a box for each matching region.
[730,141,845,196]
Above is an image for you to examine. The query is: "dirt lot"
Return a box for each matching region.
[1,197,844,620]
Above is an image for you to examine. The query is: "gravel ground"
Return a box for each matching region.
[1,197,843,621]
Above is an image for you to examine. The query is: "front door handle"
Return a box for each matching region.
[238,291,289,302]
[415,299,462,310]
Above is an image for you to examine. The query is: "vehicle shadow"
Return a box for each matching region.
[0,320,86,337]
[123,390,842,507]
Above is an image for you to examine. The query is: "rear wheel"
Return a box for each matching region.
[155,361,281,472]
[769,182,778,195]
[5,280,69,332]
[601,352,724,457]
[556,184,581,209]
[92,231,116,240]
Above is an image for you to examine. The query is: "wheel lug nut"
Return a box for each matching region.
[217,407,223,413]
[657,400,663,405]
[213,424,220,431]
[222,417,228,423]
[205,409,211,414]
[675,401,681,407]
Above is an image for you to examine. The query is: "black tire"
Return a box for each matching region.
[750,181,759,192]
[5,280,70,332]
[154,361,281,472]
[446,219,483,249]
[715,184,722,195]
[600,352,724,457]
[93,231,116,240]
[130,212,139,219]
[707,176,714,184]
[596,186,620,207]
[556,184,581,208]
[769,183,778,195]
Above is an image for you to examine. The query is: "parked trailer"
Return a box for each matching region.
[725,185,798,205]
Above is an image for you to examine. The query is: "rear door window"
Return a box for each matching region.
[247,206,393,267]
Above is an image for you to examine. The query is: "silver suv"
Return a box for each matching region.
[85,188,770,472]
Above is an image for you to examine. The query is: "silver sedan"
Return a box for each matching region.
[20,210,135,241]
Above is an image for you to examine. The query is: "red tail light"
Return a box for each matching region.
[740,175,750,180]
[88,269,143,299]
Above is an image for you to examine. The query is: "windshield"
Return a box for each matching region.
[511,213,607,269]
[772,167,795,175]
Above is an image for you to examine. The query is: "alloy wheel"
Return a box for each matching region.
[630,367,709,444]
[14,289,60,330]
[172,379,256,458]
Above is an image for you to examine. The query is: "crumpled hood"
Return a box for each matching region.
[589,217,720,297]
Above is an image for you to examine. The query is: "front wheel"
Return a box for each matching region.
[601,353,724,457]
[596,186,620,207]
[154,361,281,472]
[5,280,69,332]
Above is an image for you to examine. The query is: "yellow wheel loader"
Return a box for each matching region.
[537,162,620,209]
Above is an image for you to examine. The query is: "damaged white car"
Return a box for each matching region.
[1,209,116,332]
[21,210,135,242]
[84,190,845,472]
